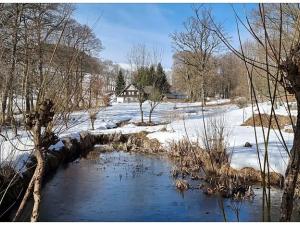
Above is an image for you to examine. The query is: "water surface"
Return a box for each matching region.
[39,150,299,222]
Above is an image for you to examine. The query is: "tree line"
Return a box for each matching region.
[0,3,107,221]
[171,7,282,103]
[0,3,129,128]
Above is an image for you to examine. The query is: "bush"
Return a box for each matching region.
[201,115,230,168]
[102,95,111,107]
[88,109,98,130]
[235,97,248,109]
[167,114,262,198]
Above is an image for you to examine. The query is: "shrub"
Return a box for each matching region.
[201,114,230,169]
[88,109,98,130]
[235,97,248,109]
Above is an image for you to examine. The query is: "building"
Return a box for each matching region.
[164,90,188,100]
[116,84,139,103]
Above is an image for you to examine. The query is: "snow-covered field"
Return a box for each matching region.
[0,100,295,175]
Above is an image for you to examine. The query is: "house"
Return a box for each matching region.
[164,90,188,100]
[116,84,139,103]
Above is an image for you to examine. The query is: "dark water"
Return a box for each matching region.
[38,150,300,222]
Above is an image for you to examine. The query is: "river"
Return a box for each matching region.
[37,148,300,222]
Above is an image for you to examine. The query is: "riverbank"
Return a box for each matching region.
[1,101,294,176]
[2,128,287,221]
[0,130,167,221]
[0,101,296,221]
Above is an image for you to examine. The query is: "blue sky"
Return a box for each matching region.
[74,3,256,69]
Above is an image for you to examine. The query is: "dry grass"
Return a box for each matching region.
[0,165,23,218]
[201,115,231,169]
[168,137,283,198]
[242,113,296,130]
[167,113,268,199]
[219,165,283,187]
[0,165,16,180]
[133,121,169,127]
[125,132,163,154]
[175,179,189,191]
[234,97,248,109]
[88,108,99,130]
[168,138,226,178]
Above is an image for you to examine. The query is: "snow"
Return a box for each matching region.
[49,140,65,152]
[118,63,133,71]
[206,98,231,105]
[0,99,296,175]
[0,135,34,175]
[225,105,293,174]
[70,132,81,142]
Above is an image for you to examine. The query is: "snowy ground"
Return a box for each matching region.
[0,99,295,175]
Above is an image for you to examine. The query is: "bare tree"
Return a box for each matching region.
[0,3,104,222]
[171,8,222,105]
[128,44,163,123]
[203,3,300,221]
[1,4,23,124]
[128,44,151,71]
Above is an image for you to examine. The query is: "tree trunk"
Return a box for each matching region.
[149,108,153,124]
[14,117,46,222]
[74,66,80,108]
[201,82,206,106]
[91,120,94,130]
[88,78,92,109]
[1,4,20,124]
[25,87,31,113]
[23,62,31,113]
[30,94,34,111]
[36,26,43,104]
[7,89,14,122]
[13,167,37,221]
[280,100,300,221]
[22,16,31,114]
[31,153,44,222]
[30,121,45,222]
[139,101,144,123]
[24,48,31,113]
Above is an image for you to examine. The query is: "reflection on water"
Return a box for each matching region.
[39,150,299,222]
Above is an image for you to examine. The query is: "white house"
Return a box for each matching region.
[116,84,139,103]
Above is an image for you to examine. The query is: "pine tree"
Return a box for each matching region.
[132,63,170,123]
[156,63,170,93]
[147,63,170,123]
[115,70,126,96]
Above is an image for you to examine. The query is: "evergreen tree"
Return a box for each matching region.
[155,63,170,93]
[132,63,170,123]
[147,63,170,123]
[115,70,126,96]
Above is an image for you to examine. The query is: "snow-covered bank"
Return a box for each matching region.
[145,102,294,175]
[0,100,296,175]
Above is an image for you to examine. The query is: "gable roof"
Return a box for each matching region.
[116,84,138,97]
[125,84,137,91]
